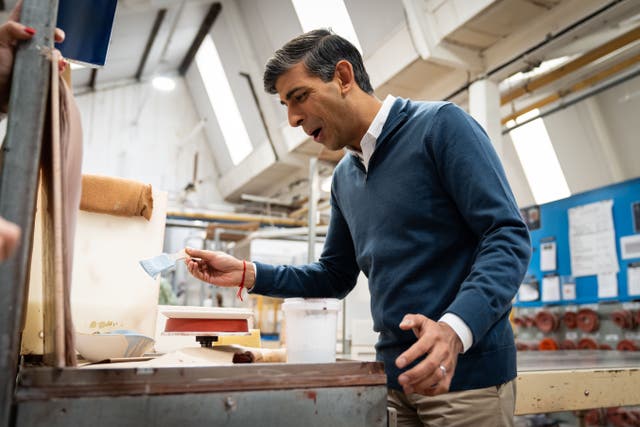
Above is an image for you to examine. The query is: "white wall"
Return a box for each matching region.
[75,78,224,208]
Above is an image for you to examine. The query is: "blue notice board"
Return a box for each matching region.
[515,177,640,307]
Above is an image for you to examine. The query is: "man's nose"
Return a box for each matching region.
[287,108,303,127]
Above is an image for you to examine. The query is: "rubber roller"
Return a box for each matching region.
[538,337,559,351]
[611,310,635,330]
[576,308,600,333]
[584,409,606,426]
[577,337,599,350]
[560,339,577,350]
[534,310,559,333]
[512,316,527,328]
[562,311,578,329]
[616,339,639,351]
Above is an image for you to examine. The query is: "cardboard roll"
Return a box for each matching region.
[576,308,600,333]
[611,310,636,330]
[562,311,578,329]
[560,339,577,350]
[616,339,639,351]
[538,338,559,351]
[534,310,559,333]
[577,338,599,350]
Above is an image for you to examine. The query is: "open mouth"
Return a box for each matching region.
[311,128,322,141]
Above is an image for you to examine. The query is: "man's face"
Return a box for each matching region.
[276,62,357,151]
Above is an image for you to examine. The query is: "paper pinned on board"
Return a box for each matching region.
[541,275,561,302]
[597,272,618,298]
[540,240,557,272]
[568,200,619,277]
[628,263,640,296]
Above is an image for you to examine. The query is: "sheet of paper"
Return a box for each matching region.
[518,283,539,302]
[628,264,640,296]
[569,200,619,277]
[620,234,640,260]
[540,240,557,272]
[562,281,576,300]
[541,275,560,302]
[597,272,618,298]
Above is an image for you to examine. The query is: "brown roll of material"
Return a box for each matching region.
[560,339,577,350]
[607,407,640,427]
[584,409,606,426]
[576,308,600,333]
[80,175,153,220]
[577,338,599,350]
[562,311,578,329]
[599,343,613,350]
[516,341,530,351]
[611,310,635,330]
[616,339,639,351]
[524,316,536,328]
[534,310,559,333]
[512,316,527,328]
[538,338,559,351]
[635,310,640,328]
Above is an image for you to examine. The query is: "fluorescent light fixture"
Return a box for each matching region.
[152,76,176,92]
[196,35,253,166]
[291,0,362,52]
[510,109,571,204]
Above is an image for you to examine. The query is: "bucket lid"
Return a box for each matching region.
[281,298,340,312]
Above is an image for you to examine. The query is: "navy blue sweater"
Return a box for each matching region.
[253,98,531,391]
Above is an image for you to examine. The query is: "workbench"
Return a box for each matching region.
[515,350,640,415]
[12,361,388,427]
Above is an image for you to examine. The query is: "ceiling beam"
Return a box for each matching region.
[135,8,167,81]
[179,2,221,75]
[501,25,640,105]
[88,68,98,90]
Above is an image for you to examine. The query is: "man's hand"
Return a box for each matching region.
[0,0,66,111]
[185,248,255,289]
[395,314,463,396]
[0,216,20,260]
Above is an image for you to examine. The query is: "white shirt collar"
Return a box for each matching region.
[347,95,396,171]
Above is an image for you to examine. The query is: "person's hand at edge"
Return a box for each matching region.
[0,0,66,111]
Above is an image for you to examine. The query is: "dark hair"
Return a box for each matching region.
[263,28,373,95]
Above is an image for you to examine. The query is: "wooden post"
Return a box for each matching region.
[0,1,59,425]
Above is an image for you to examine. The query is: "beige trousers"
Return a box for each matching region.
[387,380,516,427]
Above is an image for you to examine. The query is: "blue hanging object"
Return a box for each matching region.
[55,0,118,67]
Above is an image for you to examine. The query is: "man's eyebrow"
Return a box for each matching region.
[281,87,305,105]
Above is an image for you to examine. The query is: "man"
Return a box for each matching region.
[186,29,531,426]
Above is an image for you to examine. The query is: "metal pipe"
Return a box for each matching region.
[307,158,319,263]
[502,65,640,134]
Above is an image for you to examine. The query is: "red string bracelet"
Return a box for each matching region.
[237,260,247,301]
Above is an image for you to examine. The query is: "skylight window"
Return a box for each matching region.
[291,0,362,52]
[195,35,253,165]
[508,109,571,204]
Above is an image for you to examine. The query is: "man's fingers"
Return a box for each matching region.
[185,247,213,261]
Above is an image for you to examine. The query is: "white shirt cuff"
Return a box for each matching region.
[439,313,473,353]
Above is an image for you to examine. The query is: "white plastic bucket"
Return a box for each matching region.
[281,298,340,363]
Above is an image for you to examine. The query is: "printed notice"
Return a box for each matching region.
[568,200,619,277]
[540,240,557,272]
[628,264,640,296]
[541,275,561,302]
[597,272,618,298]
[562,281,576,300]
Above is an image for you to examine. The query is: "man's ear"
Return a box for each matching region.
[335,60,355,95]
